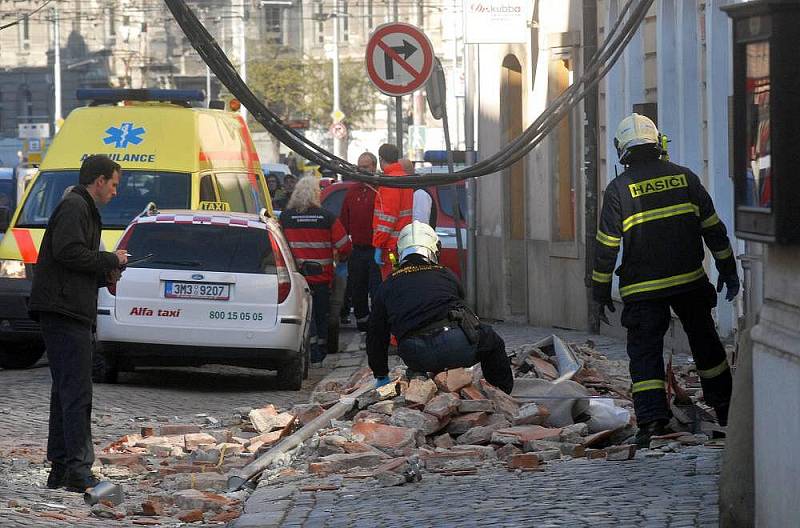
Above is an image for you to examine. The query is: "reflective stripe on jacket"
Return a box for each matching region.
[280,206,352,285]
[372,162,414,250]
[592,158,736,303]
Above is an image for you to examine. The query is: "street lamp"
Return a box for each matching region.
[312,6,346,160]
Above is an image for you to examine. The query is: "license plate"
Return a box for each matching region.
[165,281,230,300]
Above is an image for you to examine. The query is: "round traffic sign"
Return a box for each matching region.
[365,22,435,96]
[330,122,347,140]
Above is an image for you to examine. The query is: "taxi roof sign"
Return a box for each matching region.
[199,201,231,211]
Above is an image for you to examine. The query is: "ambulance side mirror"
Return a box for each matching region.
[299,261,323,277]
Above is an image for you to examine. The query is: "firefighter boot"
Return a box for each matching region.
[635,419,668,449]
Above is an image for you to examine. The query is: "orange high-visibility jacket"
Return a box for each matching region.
[372,162,414,250]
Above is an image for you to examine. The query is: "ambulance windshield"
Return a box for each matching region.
[16,170,190,228]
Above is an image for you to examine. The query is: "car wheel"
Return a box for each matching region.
[277,352,304,390]
[92,341,118,384]
[0,343,45,369]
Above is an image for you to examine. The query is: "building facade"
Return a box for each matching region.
[471,0,745,348]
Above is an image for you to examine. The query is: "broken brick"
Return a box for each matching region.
[289,404,325,426]
[159,424,201,436]
[308,452,384,475]
[177,509,204,523]
[508,453,540,469]
[210,511,241,523]
[494,425,563,444]
[404,378,438,405]
[460,385,486,400]
[140,500,164,517]
[433,433,455,449]
[446,412,490,435]
[184,433,218,452]
[245,430,283,453]
[98,453,144,468]
[606,444,637,461]
[351,422,417,450]
[495,443,523,461]
[248,406,294,434]
[445,368,473,392]
[140,426,155,438]
[586,448,607,459]
[173,489,235,512]
[424,393,461,419]
[353,410,388,424]
[433,372,449,392]
[528,357,558,379]
[479,380,520,419]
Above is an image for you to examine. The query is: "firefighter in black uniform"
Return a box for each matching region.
[367,221,513,393]
[593,113,740,447]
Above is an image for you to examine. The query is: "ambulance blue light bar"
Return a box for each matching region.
[76,89,205,103]
[423,150,467,165]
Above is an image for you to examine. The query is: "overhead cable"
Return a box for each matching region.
[164,0,653,188]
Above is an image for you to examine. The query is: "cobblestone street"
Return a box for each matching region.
[240,446,721,528]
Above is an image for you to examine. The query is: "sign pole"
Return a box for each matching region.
[395,96,403,153]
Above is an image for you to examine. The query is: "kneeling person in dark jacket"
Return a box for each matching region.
[367,221,513,393]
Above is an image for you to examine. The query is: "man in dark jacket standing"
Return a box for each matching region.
[340,152,381,331]
[592,114,739,447]
[29,154,127,492]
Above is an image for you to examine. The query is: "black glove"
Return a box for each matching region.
[717,274,740,302]
[597,299,616,326]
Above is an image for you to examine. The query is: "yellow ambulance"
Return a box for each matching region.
[0,89,273,368]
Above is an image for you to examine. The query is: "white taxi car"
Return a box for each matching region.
[95,208,313,389]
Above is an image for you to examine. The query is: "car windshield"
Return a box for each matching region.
[15,170,190,229]
[125,223,276,274]
[437,185,468,220]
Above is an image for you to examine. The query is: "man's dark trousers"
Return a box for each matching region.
[349,245,381,329]
[40,312,95,479]
[621,283,733,425]
[398,325,513,394]
[309,283,331,362]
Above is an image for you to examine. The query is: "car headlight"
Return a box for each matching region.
[0,260,26,279]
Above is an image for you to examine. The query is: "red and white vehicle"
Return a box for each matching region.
[95,209,313,389]
[320,170,467,279]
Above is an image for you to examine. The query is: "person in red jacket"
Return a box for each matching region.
[281,176,352,363]
[340,152,381,331]
[372,143,414,278]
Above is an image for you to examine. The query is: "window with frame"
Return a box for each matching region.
[263,6,283,44]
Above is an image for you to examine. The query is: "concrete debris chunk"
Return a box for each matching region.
[457,399,495,413]
[457,420,510,446]
[389,407,443,436]
[512,403,550,426]
[308,453,384,475]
